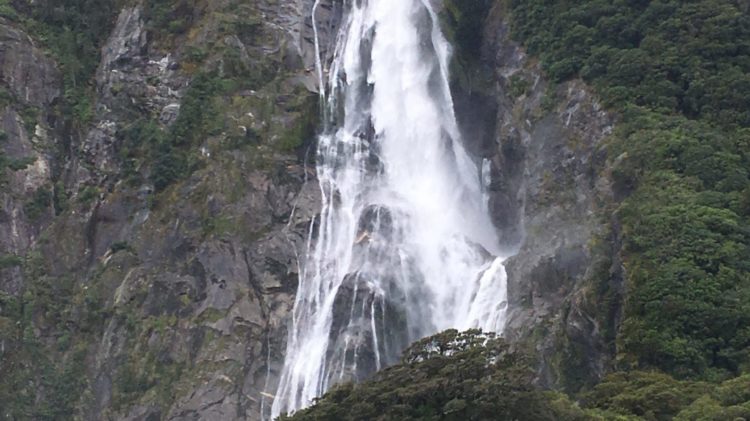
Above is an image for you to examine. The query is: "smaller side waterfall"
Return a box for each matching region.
[270,0,509,417]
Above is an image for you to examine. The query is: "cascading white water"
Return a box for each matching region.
[270,0,508,417]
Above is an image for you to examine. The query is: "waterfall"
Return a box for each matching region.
[270,0,508,417]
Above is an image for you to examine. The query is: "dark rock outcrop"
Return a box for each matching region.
[473,5,620,391]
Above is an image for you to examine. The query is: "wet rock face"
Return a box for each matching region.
[76,0,343,417]
[453,88,499,159]
[357,205,395,241]
[471,6,618,390]
[321,202,432,389]
[326,273,411,385]
[87,1,344,415]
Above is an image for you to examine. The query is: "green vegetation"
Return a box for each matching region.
[508,73,531,98]
[112,328,185,411]
[118,71,224,191]
[151,71,222,191]
[23,186,52,220]
[0,130,36,185]
[277,90,319,152]
[110,241,132,253]
[0,254,22,269]
[441,0,492,62]
[287,331,750,421]
[143,0,193,38]
[76,185,100,205]
[0,253,96,420]
[283,330,595,421]
[120,67,317,192]
[18,105,39,134]
[111,0,315,191]
[0,0,17,20]
[613,113,750,379]
[19,0,118,128]
[7,156,36,171]
[509,0,750,380]
[511,0,750,127]
[0,247,147,419]
[53,181,69,214]
[581,371,750,420]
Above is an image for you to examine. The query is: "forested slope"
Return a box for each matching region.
[511,0,750,380]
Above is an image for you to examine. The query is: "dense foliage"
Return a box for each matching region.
[0,256,97,419]
[282,330,594,421]
[510,0,750,380]
[613,112,750,379]
[581,371,750,420]
[511,0,750,127]
[285,331,750,421]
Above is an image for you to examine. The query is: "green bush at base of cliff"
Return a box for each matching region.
[284,331,750,421]
[282,330,598,421]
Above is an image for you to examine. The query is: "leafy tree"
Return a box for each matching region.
[283,330,597,421]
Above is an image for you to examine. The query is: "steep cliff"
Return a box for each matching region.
[0,1,340,419]
[445,0,619,392]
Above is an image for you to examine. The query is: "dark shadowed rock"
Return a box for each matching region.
[473,4,619,391]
